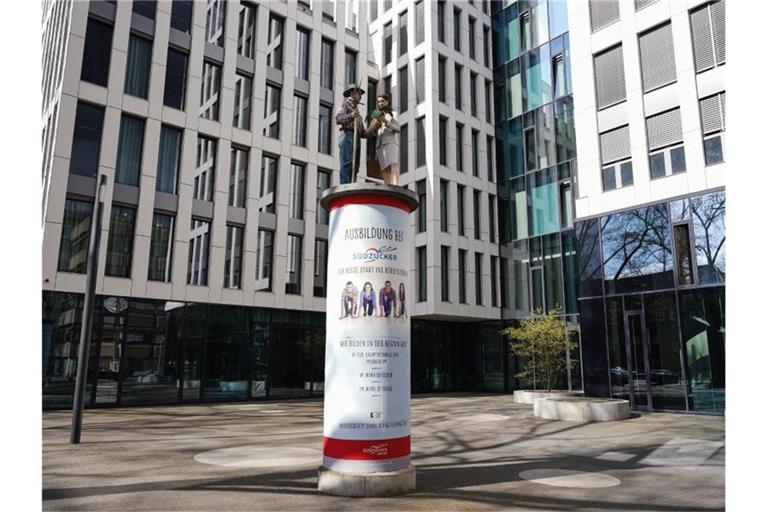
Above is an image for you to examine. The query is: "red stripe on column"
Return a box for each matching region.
[323,436,411,460]
[328,194,412,213]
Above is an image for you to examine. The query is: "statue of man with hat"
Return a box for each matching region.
[335,83,368,184]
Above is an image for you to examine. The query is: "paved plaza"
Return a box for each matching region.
[42,394,724,511]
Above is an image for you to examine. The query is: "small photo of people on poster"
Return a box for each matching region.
[339,280,407,320]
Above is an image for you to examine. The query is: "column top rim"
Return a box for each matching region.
[320,183,419,212]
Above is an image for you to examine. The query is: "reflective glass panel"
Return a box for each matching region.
[690,192,726,284]
[644,293,686,410]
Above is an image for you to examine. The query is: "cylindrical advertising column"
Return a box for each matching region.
[318,184,419,496]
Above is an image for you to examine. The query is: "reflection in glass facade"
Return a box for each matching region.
[575,191,725,413]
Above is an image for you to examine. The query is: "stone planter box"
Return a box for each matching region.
[513,390,584,405]
[533,397,630,422]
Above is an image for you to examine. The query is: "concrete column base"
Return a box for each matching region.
[317,465,416,497]
[534,397,631,422]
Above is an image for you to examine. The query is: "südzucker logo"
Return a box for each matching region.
[352,245,398,264]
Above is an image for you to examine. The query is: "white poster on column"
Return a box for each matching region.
[324,202,412,448]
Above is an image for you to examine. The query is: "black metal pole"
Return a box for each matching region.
[70,175,107,444]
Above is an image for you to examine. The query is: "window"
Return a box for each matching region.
[636,0,659,10]
[639,22,676,92]
[314,239,328,297]
[237,3,256,58]
[438,117,448,166]
[455,123,464,172]
[673,223,694,286]
[437,1,445,43]
[229,146,248,208]
[124,35,152,99]
[105,206,136,277]
[344,49,357,85]
[599,125,633,191]
[115,115,145,187]
[470,72,478,117]
[690,1,725,73]
[346,0,359,31]
[485,80,492,123]
[293,95,308,147]
[318,103,333,155]
[560,183,574,229]
[417,246,427,302]
[295,27,310,80]
[58,199,92,273]
[646,108,686,178]
[187,219,210,286]
[205,0,226,46]
[416,180,427,233]
[453,8,461,52]
[194,137,216,201]
[438,57,446,102]
[414,57,426,104]
[589,0,620,32]
[486,136,494,181]
[323,0,336,20]
[223,225,244,289]
[384,22,393,64]
[285,235,302,294]
[415,0,425,45]
[148,213,174,282]
[471,129,479,176]
[233,74,252,130]
[289,163,305,220]
[156,125,181,194]
[457,185,465,236]
[267,14,284,70]
[530,168,560,236]
[383,75,392,97]
[552,53,566,99]
[440,179,449,232]
[458,249,467,303]
[133,1,156,20]
[488,195,496,243]
[392,67,406,114]
[454,64,463,110]
[263,84,281,138]
[555,97,576,164]
[70,102,104,177]
[474,252,483,305]
[320,39,334,90]
[200,61,221,120]
[490,255,498,307]
[441,246,450,302]
[700,92,725,165]
[399,10,408,56]
[473,190,481,240]
[163,48,187,109]
[469,17,476,60]
[483,26,490,68]
[258,155,278,213]
[171,0,193,33]
[416,117,426,167]
[81,17,113,86]
[255,229,274,291]
[399,123,408,173]
[370,0,378,22]
[316,169,331,224]
[521,12,531,52]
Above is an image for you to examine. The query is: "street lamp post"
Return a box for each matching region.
[70,174,107,444]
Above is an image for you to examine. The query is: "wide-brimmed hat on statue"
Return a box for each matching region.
[342,84,365,97]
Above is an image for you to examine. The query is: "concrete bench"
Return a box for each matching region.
[534,397,630,422]
[513,390,584,404]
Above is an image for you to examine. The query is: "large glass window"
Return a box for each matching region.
[314,239,328,297]
[320,39,334,90]
[473,190,481,240]
[454,64,463,110]
[416,180,427,233]
[549,0,569,38]
[543,233,563,311]
[475,252,483,305]
[205,0,226,46]
[384,22,393,64]
[457,185,465,236]
[223,225,243,289]
[293,95,308,147]
[233,74,252,130]
[679,287,725,413]
[601,205,674,294]
[458,249,467,303]
[289,163,305,220]
[187,219,210,286]
[345,49,357,85]
[258,155,278,213]
[417,246,427,302]
[316,169,331,225]
[295,27,310,80]
[133,1,156,19]
[163,48,188,110]
[689,192,726,284]
[70,102,104,177]
[237,3,256,58]
[455,122,464,171]
[399,10,408,56]
[105,206,136,277]
[203,305,249,401]
[576,219,604,298]
[255,229,274,291]
[606,297,629,400]
[228,147,248,208]
[58,199,92,273]
[148,213,174,281]
[200,61,221,121]
[124,35,152,99]
[156,125,182,194]
[644,293,686,410]
[522,44,552,112]
[114,115,144,187]
[529,168,559,236]
[81,17,113,86]
[318,103,333,155]
[453,8,462,51]
[263,84,281,138]
[440,179,449,232]
[171,0,193,33]
[285,235,303,294]
[194,137,216,201]
[441,246,450,302]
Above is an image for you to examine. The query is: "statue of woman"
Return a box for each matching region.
[366,93,400,186]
